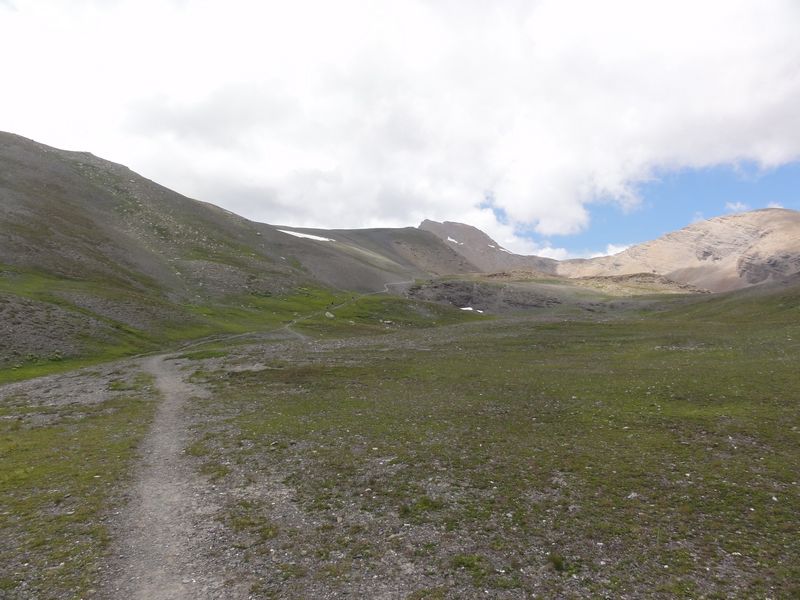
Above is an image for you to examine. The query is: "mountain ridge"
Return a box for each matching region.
[418,219,558,275]
[0,131,477,297]
[0,132,479,368]
[558,208,800,291]
[5,131,800,297]
[420,208,800,292]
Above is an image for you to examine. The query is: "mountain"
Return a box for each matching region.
[557,209,800,291]
[0,132,476,298]
[419,219,558,275]
[5,134,800,600]
[421,210,800,292]
[4,131,800,369]
[0,132,475,368]
[269,225,476,292]
[1,132,293,298]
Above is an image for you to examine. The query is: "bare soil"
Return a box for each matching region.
[98,355,248,600]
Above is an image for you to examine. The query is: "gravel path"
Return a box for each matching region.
[99,355,245,600]
[97,283,413,598]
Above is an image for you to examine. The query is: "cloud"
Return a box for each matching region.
[588,243,632,259]
[767,201,784,208]
[1,0,799,247]
[604,243,632,256]
[725,202,751,213]
[129,85,300,150]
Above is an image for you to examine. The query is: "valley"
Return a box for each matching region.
[1,133,800,598]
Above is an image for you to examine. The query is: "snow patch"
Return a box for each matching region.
[460,306,474,311]
[447,236,464,245]
[278,229,335,242]
[498,247,512,254]
[487,244,496,248]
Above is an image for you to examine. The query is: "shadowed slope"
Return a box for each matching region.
[0,133,477,368]
[419,219,558,274]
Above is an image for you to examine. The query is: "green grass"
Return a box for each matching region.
[180,288,800,597]
[294,294,485,337]
[0,270,351,383]
[178,286,350,336]
[659,281,800,324]
[399,495,446,520]
[224,500,279,542]
[0,342,147,386]
[0,372,157,597]
[451,554,491,584]
[1,260,486,384]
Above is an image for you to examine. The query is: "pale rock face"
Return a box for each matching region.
[421,209,800,292]
[557,209,800,291]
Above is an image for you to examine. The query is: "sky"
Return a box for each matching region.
[1,0,799,258]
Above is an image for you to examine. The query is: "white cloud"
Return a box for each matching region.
[588,243,632,259]
[767,201,784,208]
[443,206,572,257]
[1,0,799,246]
[605,243,632,256]
[725,201,751,212]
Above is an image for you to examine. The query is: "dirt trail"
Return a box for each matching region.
[100,355,244,600]
[281,322,311,341]
[98,281,414,597]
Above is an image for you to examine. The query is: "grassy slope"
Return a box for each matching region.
[179,286,800,598]
[0,133,486,377]
[0,256,489,383]
[0,267,335,383]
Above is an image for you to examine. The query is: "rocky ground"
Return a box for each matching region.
[406,279,563,313]
[2,287,800,599]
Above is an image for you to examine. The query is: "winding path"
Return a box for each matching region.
[101,355,240,599]
[101,279,413,597]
